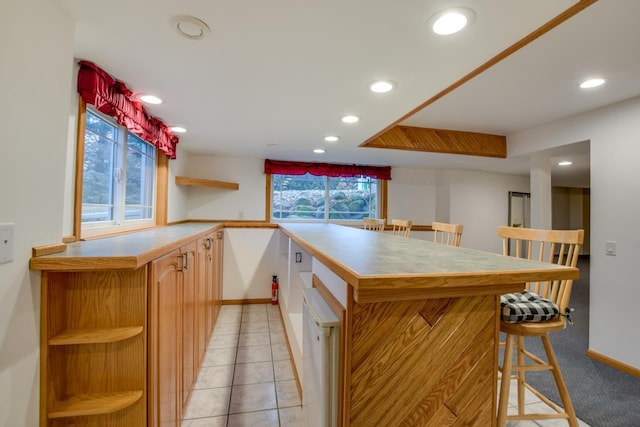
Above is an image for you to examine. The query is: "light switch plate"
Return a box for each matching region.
[0,223,15,264]
[605,240,616,256]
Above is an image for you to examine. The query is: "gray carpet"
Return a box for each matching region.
[510,257,640,427]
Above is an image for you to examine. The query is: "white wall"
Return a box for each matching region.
[185,155,266,220]
[0,2,74,425]
[510,95,640,369]
[387,167,437,224]
[223,228,279,300]
[444,170,530,252]
[167,146,190,222]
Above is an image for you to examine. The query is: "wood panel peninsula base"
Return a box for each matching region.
[278,224,578,427]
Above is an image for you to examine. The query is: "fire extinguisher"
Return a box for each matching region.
[271,275,279,305]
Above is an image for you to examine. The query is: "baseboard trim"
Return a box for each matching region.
[587,349,640,378]
[222,298,272,305]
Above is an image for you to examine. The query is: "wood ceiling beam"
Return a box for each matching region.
[360,0,599,149]
[364,126,506,158]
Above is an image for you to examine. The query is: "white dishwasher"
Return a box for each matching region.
[302,288,340,427]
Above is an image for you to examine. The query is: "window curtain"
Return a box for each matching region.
[264,159,391,180]
[77,61,179,159]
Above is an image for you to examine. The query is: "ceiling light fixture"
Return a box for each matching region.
[170,126,187,133]
[580,78,605,89]
[313,148,326,154]
[139,95,162,104]
[368,80,396,93]
[558,161,573,166]
[428,8,475,35]
[170,15,211,40]
[324,136,339,142]
[341,115,359,124]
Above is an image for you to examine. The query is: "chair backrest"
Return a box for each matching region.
[363,218,386,232]
[432,221,463,247]
[498,226,584,313]
[391,219,412,238]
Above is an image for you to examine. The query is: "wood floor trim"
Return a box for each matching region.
[586,349,640,379]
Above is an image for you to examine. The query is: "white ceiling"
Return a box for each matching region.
[56,0,640,186]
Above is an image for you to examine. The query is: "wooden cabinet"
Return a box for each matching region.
[213,231,224,332]
[180,242,198,409]
[33,223,225,427]
[40,268,147,426]
[196,235,211,369]
[148,248,183,427]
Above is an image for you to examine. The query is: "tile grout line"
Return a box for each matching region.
[268,303,283,427]
[224,307,242,427]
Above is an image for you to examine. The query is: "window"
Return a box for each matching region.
[271,173,380,221]
[81,108,156,235]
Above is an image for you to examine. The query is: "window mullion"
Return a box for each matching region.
[113,128,126,225]
[324,176,330,221]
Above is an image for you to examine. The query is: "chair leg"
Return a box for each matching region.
[516,335,526,415]
[540,334,579,427]
[497,333,514,426]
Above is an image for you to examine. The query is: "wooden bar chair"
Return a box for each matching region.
[496,226,584,427]
[391,219,412,238]
[432,221,463,247]
[363,218,386,232]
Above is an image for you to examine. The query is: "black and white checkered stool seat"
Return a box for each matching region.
[500,290,560,323]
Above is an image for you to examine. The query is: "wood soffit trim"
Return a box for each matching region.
[360,0,600,149]
[363,126,506,158]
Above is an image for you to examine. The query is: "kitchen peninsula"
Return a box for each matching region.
[30,222,578,426]
[278,223,578,426]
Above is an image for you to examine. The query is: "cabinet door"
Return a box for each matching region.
[181,241,198,408]
[214,230,224,321]
[196,235,211,367]
[202,233,215,340]
[149,249,183,427]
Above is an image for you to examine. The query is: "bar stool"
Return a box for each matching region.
[391,219,412,238]
[363,218,385,232]
[431,221,463,247]
[496,226,584,427]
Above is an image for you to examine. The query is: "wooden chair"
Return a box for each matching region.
[496,226,584,427]
[363,218,386,232]
[432,221,463,247]
[390,219,412,238]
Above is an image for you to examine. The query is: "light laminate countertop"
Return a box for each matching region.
[279,223,579,302]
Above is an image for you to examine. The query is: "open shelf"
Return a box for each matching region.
[175,176,239,190]
[49,327,144,345]
[48,390,143,419]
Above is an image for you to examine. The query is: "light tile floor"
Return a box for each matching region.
[183,304,591,427]
[501,378,592,427]
[183,303,306,427]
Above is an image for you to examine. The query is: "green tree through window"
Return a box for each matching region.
[82,109,156,228]
[272,173,378,221]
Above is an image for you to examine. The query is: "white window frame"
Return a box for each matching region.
[81,107,157,238]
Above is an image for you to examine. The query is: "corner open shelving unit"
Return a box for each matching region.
[39,268,147,425]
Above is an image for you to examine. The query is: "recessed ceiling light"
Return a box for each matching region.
[368,80,396,93]
[341,115,359,124]
[170,15,211,40]
[139,94,162,104]
[170,126,187,133]
[558,161,573,166]
[313,148,326,154]
[428,8,475,35]
[324,136,339,142]
[580,78,605,89]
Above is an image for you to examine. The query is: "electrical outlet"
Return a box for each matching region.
[606,240,616,256]
[238,210,244,219]
[0,223,15,264]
